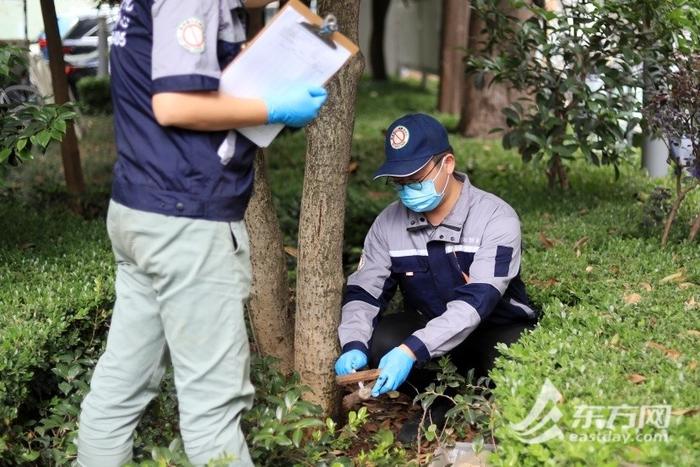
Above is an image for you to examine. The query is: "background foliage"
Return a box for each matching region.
[0,45,75,178]
[467,0,700,189]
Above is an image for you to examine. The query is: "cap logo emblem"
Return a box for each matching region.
[177,18,206,54]
[390,125,410,149]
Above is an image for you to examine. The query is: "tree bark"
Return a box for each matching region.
[295,0,364,415]
[458,4,526,138]
[689,211,700,242]
[661,175,695,247]
[438,0,470,114]
[370,0,391,81]
[242,7,295,373]
[244,150,295,373]
[39,0,84,194]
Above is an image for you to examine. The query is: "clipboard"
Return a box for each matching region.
[217,0,359,158]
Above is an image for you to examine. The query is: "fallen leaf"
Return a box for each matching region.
[539,231,556,249]
[687,330,700,337]
[671,407,700,417]
[624,293,642,305]
[364,422,379,433]
[578,208,589,216]
[585,266,594,273]
[679,282,696,290]
[628,373,646,384]
[646,341,681,360]
[573,236,590,250]
[686,297,698,310]
[496,164,507,172]
[531,278,558,288]
[347,161,359,173]
[640,282,653,292]
[283,246,298,257]
[660,270,686,284]
[688,360,698,370]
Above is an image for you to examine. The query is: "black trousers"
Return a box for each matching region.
[368,310,536,396]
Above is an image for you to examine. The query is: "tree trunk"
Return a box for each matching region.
[242,7,295,373]
[244,150,295,373]
[438,0,470,114]
[458,4,527,138]
[546,154,569,190]
[39,0,84,194]
[295,0,364,415]
[661,175,694,247]
[370,0,391,81]
[689,210,700,242]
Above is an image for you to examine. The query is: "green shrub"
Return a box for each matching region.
[76,76,112,115]
[0,203,114,463]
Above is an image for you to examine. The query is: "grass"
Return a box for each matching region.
[1,78,699,465]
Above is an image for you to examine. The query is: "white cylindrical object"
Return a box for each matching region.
[642,136,669,178]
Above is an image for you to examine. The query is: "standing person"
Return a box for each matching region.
[77,1,327,465]
[334,114,539,443]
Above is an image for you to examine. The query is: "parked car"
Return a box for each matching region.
[36,8,118,98]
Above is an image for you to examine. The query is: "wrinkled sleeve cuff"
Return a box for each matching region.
[402,335,431,364]
[342,340,369,357]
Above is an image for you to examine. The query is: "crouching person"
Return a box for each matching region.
[334,114,539,443]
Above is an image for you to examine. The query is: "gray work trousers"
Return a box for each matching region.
[77,200,254,466]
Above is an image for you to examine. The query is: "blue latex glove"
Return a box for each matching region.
[264,85,328,128]
[335,349,368,376]
[371,347,415,397]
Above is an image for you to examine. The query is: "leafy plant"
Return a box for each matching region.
[0,44,75,179]
[643,53,700,245]
[466,0,700,189]
[639,186,672,233]
[413,357,495,462]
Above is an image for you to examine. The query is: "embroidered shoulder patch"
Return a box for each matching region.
[177,17,206,54]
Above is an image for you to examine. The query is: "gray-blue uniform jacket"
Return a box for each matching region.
[338,172,538,363]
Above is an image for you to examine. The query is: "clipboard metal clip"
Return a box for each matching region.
[300,14,338,49]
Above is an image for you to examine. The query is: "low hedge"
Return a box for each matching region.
[0,202,114,459]
[76,76,112,115]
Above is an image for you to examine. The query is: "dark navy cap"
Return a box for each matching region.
[373,113,451,179]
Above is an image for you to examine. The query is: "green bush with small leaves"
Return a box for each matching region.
[76,76,112,115]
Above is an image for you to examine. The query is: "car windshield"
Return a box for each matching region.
[65,18,99,39]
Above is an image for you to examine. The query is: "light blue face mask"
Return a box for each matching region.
[396,159,448,213]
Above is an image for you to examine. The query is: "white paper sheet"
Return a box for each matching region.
[217,5,352,155]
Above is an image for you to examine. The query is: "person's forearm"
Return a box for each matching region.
[152,92,268,131]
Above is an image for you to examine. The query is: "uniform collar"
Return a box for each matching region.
[405,172,471,243]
